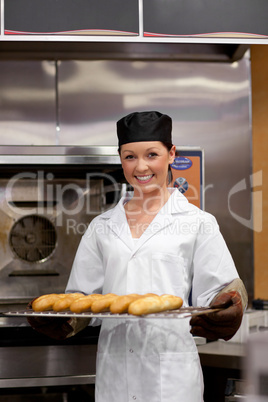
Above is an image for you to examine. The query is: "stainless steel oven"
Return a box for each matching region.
[0,146,126,305]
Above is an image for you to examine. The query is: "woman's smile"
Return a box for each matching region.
[135,174,154,183]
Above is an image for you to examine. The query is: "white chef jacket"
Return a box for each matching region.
[66,188,239,402]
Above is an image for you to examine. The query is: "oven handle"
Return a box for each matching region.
[9,269,59,276]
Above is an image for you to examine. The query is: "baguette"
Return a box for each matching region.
[53,293,84,312]
[90,293,119,313]
[32,293,66,312]
[159,294,183,311]
[69,293,103,313]
[110,294,142,314]
[128,294,183,316]
[109,293,156,314]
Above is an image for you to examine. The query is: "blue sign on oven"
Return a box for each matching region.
[171,157,192,170]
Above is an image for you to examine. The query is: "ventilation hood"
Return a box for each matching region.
[0,41,249,63]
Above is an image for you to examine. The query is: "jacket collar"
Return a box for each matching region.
[103,188,192,217]
[99,188,194,251]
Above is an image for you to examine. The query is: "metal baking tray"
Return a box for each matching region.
[2,306,222,319]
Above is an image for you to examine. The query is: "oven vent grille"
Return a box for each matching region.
[9,215,56,263]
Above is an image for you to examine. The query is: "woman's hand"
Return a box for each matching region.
[26,298,74,340]
[190,279,248,341]
[190,291,243,341]
[27,315,75,340]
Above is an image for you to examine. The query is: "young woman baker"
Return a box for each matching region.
[65,111,247,401]
[29,111,247,402]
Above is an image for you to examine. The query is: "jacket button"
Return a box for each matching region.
[129,349,134,353]
[132,396,136,400]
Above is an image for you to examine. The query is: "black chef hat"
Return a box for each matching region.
[117,111,172,147]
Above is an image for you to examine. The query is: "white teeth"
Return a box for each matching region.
[136,175,153,181]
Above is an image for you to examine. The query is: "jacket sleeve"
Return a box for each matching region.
[210,277,248,311]
[191,213,240,307]
[66,219,104,296]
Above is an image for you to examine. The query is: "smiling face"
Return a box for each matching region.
[120,141,176,197]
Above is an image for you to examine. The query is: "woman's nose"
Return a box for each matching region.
[136,158,148,172]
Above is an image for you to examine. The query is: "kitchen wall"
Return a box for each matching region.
[0,55,253,301]
[251,45,268,300]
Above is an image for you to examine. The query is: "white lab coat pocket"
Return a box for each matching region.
[160,351,204,402]
[152,253,186,296]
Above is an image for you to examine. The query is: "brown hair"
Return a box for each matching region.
[163,142,174,185]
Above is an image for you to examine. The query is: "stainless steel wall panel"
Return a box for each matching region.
[0,61,56,145]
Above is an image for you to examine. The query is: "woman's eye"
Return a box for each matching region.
[125,155,134,160]
[148,152,158,158]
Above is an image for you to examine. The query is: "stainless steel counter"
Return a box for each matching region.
[198,341,245,370]
[0,344,97,388]
[0,334,245,389]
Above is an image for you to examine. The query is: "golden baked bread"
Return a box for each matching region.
[69,294,103,313]
[52,293,84,312]
[31,292,183,316]
[90,293,119,313]
[128,294,183,316]
[109,293,156,314]
[32,293,66,312]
